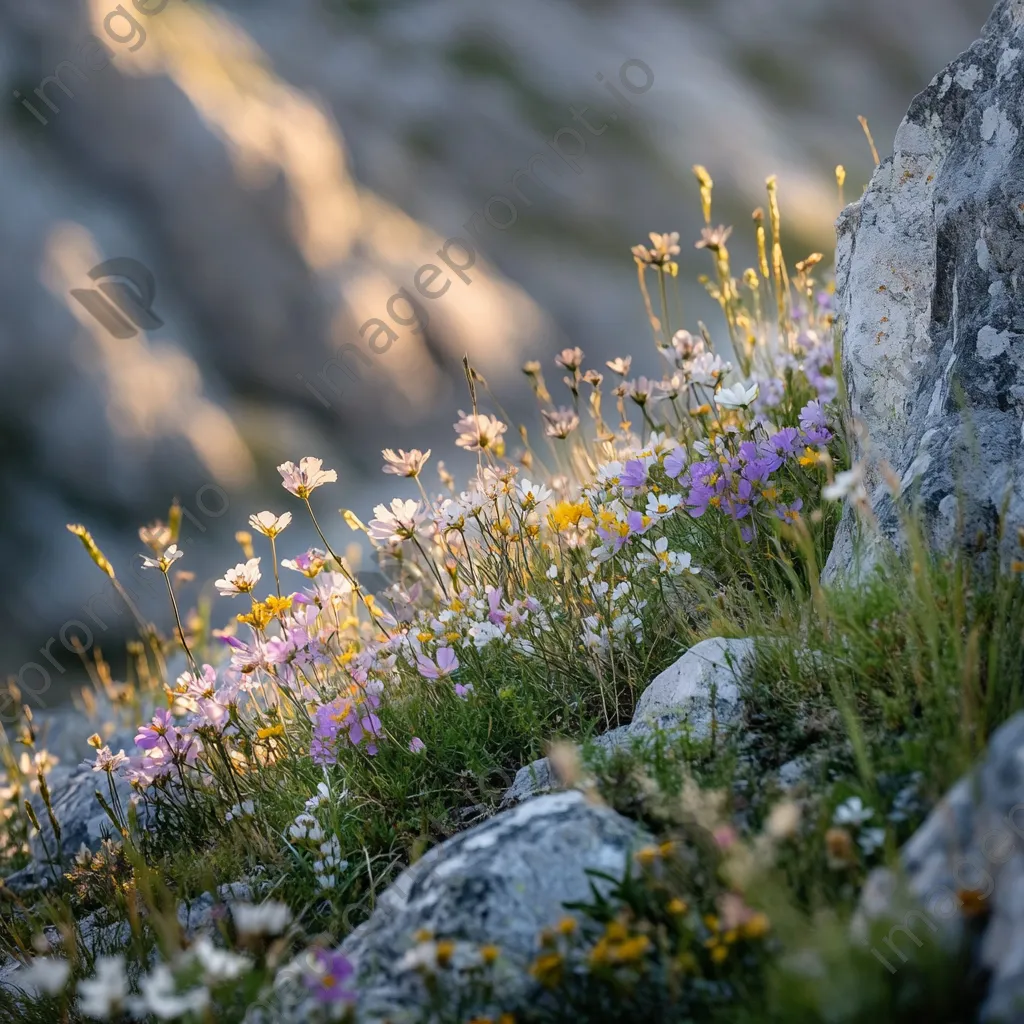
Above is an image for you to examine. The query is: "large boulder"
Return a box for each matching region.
[249,791,648,1022]
[826,0,1024,578]
[855,712,1024,1021]
[501,637,754,807]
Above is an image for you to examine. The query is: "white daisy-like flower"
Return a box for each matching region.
[833,796,874,828]
[516,479,552,509]
[15,957,71,997]
[248,511,292,537]
[368,499,430,544]
[715,381,760,409]
[215,558,262,597]
[823,465,867,503]
[140,545,184,572]
[78,956,129,1018]
[382,448,431,478]
[277,457,338,499]
[606,356,632,377]
[453,412,507,452]
[188,936,252,983]
[231,900,293,938]
[541,407,580,439]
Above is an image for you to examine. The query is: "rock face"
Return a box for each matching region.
[250,791,647,1022]
[855,712,1024,1021]
[827,0,1024,577]
[500,637,754,807]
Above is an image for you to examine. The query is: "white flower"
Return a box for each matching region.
[215,558,262,597]
[858,827,887,855]
[140,545,184,572]
[277,457,338,498]
[715,381,760,409]
[606,357,632,376]
[231,900,293,937]
[130,964,208,1020]
[540,407,580,439]
[188,935,251,983]
[304,781,331,812]
[224,799,255,822]
[16,957,71,997]
[248,511,292,537]
[545,564,559,580]
[645,492,681,518]
[382,448,431,477]
[368,499,430,544]
[823,465,867,503]
[454,411,507,452]
[833,796,873,828]
[516,479,552,509]
[90,746,128,774]
[78,956,128,1019]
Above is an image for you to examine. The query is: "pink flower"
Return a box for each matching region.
[416,647,459,679]
[135,708,174,750]
[454,683,474,700]
[277,457,338,499]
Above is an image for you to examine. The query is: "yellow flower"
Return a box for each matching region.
[635,845,660,868]
[417,630,435,643]
[710,944,729,964]
[435,940,455,968]
[413,929,433,943]
[556,916,577,936]
[530,951,563,988]
[265,594,293,617]
[549,500,590,532]
[798,446,822,468]
[667,898,688,916]
[256,724,284,739]
[614,935,651,962]
[480,944,500,965]
[658,840,677,859]
[605,920,628,942]
[741,912,771,939]
[703,914,720,932]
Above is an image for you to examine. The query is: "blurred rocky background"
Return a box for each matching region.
[0,0,993,697]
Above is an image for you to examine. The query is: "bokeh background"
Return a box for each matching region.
[0,0,993,701]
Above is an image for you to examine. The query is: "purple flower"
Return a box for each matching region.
[416,647,459,679]
[620,459,648,491]
[454,683,475,700]
[409,737,426,753]
[135,708,173,750]
[664,448,687,480]
[304,948,356,1006]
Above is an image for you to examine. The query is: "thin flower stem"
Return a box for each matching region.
[163,572,199,675]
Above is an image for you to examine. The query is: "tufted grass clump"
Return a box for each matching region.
[1,160,1017,1023]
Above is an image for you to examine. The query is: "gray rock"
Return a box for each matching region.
[633,637,754,735]
[854,711,1024,1021]
[500,638,754,808]
[826,0,1024,579]
[249,791,648,1023]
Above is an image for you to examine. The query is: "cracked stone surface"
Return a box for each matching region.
[247,791,648,1023]
[826,0,1024,578]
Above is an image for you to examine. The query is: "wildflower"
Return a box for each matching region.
[224,799,255,822]
[281,548,327,577]
[833,796,873,828]
[90,746,128,774]
[409,737,426,753]
[516,479,552,509]
[78,955,129,1018]
[695,224,733,251]
[189,936,251,984]
[131,964,208,1019]
[672,329,702,360]
[140,545,184,572]
[823,465,867,503]
[632,231,681,273]
[138,521,173,553]
[541,407,580,439]
[454,411,507,453]
[715,381,759,409]
[416,647,459,679]
[368,499,430,544]
[382,448,431,478]
[303,948,356,1006]
[248,511,292,537]
[232,900,293,937]
[667,898,688,915]
[480,944,501,965]
[16,957,71,997]
[279,457,338,499]
[554,347,585,372]
[624,377,655,407]
[454,683,475,700]
[606,356,632,376]
[530,950,564,987]
[215,558,262,597]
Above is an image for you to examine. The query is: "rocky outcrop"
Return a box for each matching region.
[501,637,753,807]
[855,712,1024,1021]
[248,791,647,1023]
[827,0,1024,578]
